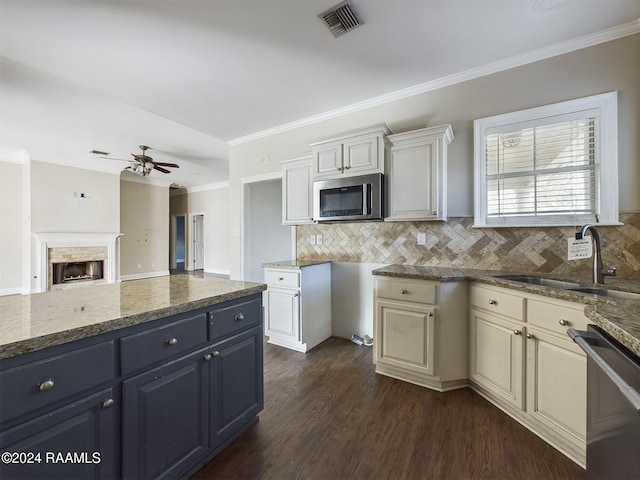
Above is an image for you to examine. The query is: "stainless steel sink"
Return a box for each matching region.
[565,286,640,301]
[494,275,581,289]
[495,274,640,301]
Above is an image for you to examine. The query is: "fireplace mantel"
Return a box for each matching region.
[32,233,122,293]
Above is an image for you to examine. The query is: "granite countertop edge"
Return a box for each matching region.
[373,264,640,358]
[0,283,266,361]
[262,259,331,269]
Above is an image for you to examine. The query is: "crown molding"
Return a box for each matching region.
[229,19,640,146]
[187,180,230,193]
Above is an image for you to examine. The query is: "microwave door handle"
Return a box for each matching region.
[362,184,368,215]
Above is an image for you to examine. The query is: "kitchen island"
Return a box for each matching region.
[0,275,267,479]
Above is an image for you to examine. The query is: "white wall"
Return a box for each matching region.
[30,161,120,233]
[120,179,169,279]
[187,185,231,276]
[0,160,25,294]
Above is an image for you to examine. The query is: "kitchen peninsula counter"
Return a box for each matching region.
[0,275,266,360]
[372,264,640,357]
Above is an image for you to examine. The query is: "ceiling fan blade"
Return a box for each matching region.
[132,154,153,161]
[153,165,171,174]
[154,162,180,168]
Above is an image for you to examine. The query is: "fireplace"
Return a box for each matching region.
[33,233,121,292]
[52,260,105,285]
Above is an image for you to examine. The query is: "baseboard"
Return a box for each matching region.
[120,270,171,281]
[0,287,24,297]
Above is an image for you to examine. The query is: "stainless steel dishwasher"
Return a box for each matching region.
[569,325,640,479]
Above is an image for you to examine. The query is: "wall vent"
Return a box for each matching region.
[319,1,362,38]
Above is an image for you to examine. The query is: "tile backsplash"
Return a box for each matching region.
[297,212,640,279]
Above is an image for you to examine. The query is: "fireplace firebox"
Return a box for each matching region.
[52,261,104,285]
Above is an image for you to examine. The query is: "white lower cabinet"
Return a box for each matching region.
[374,276,468,391]
[469,282,587,467]
[264,263,331,353]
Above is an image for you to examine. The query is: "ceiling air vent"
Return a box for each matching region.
[319,1,362,38]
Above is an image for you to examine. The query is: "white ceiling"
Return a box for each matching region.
[1,0,639,188]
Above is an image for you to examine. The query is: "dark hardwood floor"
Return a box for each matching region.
[192,337,586,480]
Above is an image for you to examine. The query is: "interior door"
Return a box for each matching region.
[193,214,204,270]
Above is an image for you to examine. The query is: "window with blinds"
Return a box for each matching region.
[473,92,619,227]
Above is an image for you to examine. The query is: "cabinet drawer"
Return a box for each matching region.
[527,298,589,335]
[265,269,300,288]
[0,341,115,424]
[470,284,524,321]
[209,296,262,341]
[121,313,207,375]
[376,277,437,304]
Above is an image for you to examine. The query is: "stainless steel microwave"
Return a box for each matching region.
[313,173,383,222]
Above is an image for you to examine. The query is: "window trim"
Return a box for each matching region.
[473,91,620,228]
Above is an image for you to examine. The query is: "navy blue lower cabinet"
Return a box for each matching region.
[122,347,210,480]
[210,325,264,446]
[0,387,119,479]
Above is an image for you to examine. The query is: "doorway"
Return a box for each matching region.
[191,214,205,271]
[242,176,293,282]
[170,214,186,273]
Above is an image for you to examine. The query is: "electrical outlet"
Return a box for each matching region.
[417,233,426,245]
[317,235,323,245]
[310,235,316,245]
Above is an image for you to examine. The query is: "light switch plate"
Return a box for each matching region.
[417,233,426,245]
[317,235,323,245]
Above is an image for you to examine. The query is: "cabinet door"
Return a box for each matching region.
[375,299,435,376]
[469,309,524,409]
[313,144,343,178]
[123,349,209,480]
[0,387,118,479]
[388,140,439,220]
[526,327,586,446]
[282,160,313,225]
[264,288,300,341]
[343,135,380,175]
[210,326,264,446]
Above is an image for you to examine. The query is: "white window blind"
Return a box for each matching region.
[474,92,619,227]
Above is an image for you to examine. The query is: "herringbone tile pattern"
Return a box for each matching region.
[297,212,640,279]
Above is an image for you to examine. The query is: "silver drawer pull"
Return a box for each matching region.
[427,312,433,317]
[203,353,213,361]
[212,351,220,357]
[167,338,178,346]
[278,277,284,281]
[513,330,522,336]
[558,319,569,326]
[235,313,245,322]
[39,380,55,392]
[102,398,114,409]
[526,333,535,340]
[400,289,408,294]
[489,299,497,305]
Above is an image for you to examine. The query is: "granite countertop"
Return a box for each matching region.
[0,275,266,360]
[262,259,331,269]
[373,265,640,358]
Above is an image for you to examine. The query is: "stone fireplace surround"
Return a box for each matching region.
[33,233,121,292]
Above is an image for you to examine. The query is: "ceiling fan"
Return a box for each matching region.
[92,145,180,176]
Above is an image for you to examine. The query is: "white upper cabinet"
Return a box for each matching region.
[281,153,314,225]
[386,124,454,221]
[309,124,391,179]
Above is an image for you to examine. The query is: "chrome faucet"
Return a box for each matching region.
[575,224,617,284]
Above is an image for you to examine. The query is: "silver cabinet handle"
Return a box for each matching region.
[278,277,284,281]
[489,299,497,305]
[344,165,351,170]
[526,333,534,339]
[102,398,114,409]
[212,351,220,357]
[427,312,434,317]
[559,319,569,326]
[400,289,408,294]
[167,338,178,346]
[39,380,55,392]
[513,330,522,336]
[203,353,213,361]
[235,313,244,322]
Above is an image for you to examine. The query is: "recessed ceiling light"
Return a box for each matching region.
[533,0,570,11]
